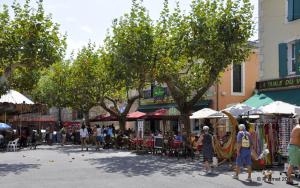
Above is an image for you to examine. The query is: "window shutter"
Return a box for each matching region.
[288,0,294,21]
[279,43,288,78]
[294,0,300,20]
[295,40,300,75]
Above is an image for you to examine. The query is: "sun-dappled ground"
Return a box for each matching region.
[0,145,297,188]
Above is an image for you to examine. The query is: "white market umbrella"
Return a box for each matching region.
[211,103,254,117]
[0,90,34,135]
[259,101,300,115]
[0,90,34,104]
[244,108,264,115]
[190,108,218,119]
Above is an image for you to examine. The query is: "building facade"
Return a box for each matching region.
[245,0,300,107]
[208,46,259,110]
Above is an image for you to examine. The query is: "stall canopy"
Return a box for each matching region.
[190,108,218,119]
[0,90,34,104]
[211,103,254,117]
[244,108,264,115]
[244,89,300,108]
[0,90,45,114]
[259,101,300,115]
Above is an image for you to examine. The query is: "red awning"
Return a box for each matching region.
[91,109,178,122]
[126,111,146,120]
[147,109,168,117]
[145,109,179,120]
[63,121,81,127]
[91,114,118,122]
[12,116,56,122]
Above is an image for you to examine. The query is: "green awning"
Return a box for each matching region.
[138,100,211,112]
[244,88,300,108]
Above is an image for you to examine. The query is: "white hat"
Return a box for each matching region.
[203,126,209,130]
[238,124,245,130]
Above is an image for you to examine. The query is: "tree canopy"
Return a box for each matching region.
[66,43,103,125]
[33,60,70,109]
[153,0,253,133]
[0,0,66,95]
[100,0,154,131]
[16,0,254,134]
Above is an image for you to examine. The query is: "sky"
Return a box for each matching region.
[1,0,258,58]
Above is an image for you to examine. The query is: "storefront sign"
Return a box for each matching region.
[153,86,165,99]
[256,76,300,90]
[154,136,163,149]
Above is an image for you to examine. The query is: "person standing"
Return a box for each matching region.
[0,131,4,148]
[30,131,37,150]
[286,122,300,185]
[200,126,214,174]
[92,125,97,148]
[49,129,53,146]
[233,124,253,182]
[60,126,67,146]
[80,124,89,151]
[108,125,113,138]
[96,125,102,150]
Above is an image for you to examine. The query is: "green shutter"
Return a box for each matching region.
[279,43,288,78]
[295,40,300,75]
[288,0,294,21]
[294,0,300,20]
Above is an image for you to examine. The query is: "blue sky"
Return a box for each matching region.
[1,0,258,57]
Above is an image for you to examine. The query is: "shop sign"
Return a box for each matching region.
[256,76,300,90]
[153,86,165,99]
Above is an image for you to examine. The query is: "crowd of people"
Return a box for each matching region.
[1,119,300,185]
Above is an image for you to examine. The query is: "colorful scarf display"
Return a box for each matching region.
[253,117,295,165]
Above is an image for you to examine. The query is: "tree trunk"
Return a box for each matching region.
[83,111,90,126]
[118,116,126,132]
[179,111,192,137]
[58,107,62,128]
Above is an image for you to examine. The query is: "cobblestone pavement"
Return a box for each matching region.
[0,145,299,188]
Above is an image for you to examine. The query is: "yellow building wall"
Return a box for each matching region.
[260,0,300,80]
[209,51,259,110]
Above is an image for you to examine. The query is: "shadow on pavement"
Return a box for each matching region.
[35,145,105,155]
[0,163,41,177]
[87,155,207,177]
[237,179,263,186]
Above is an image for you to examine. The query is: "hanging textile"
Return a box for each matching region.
[278,118,295,157]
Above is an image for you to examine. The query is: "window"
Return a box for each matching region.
[288,42,296,75]
[288,0,300,22]
[279,40,300,77]
[232,63,244,95]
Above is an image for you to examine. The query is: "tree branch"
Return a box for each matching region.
[122,94,140,116]
[100,100,119,117]
[104,96,119,113]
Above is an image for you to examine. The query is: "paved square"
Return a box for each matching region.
[0,145,297,188]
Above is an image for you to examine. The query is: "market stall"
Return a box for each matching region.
[247,101,299,165]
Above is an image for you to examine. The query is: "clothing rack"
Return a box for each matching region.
[253,116,295,165]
